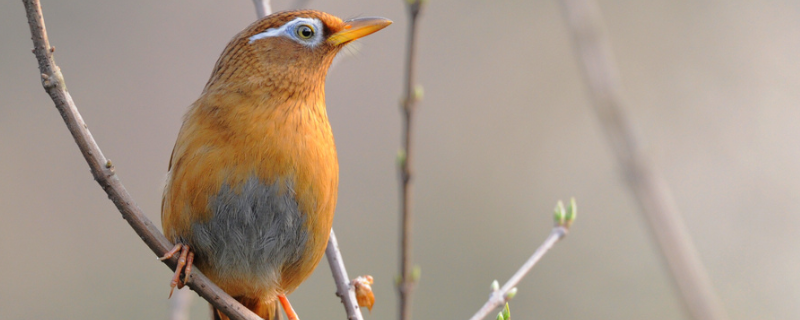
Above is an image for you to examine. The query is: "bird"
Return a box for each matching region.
[159,10,391,320]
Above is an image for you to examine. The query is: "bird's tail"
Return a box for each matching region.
[212,297,281,320]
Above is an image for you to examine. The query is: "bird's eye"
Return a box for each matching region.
[296,25,315,40]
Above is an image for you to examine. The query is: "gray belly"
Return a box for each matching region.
[188,176,308,283]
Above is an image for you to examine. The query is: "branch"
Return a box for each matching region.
[470,227,568,320]
[252,0,271,19]
[289,0,312,10]
[170,288,194,320]
[326,230,365,320]
[469,200,575,320]
[397,1,424,320]
[21,1,259,319]
[557,1,730,320]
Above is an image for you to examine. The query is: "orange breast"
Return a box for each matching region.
[161,87,338,298]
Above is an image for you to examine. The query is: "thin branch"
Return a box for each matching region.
[170,288,194,320]
[289,0,312,10]
[469,226,568,320]
[397,1,424,320]
[557,1,730,320]
[252,0,271,19]
[326,230,365,320]
[21,1,259,319]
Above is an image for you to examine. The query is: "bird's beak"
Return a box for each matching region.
[328,17,392,46]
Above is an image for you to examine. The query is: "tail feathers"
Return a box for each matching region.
[212,297,281,320]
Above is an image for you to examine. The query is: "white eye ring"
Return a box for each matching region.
[249,17,324,47]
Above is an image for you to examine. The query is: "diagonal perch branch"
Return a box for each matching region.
[23,1,370,320]
[21,1,259,319]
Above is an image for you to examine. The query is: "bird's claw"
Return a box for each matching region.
[160,243,194,298]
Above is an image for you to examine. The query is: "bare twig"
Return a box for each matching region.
[557,1,730,320]
[469,226,568,320]
[326,230,366,320]
[469,197,576,320]
[397,1,424,320]
[21,1,259,319]
[252,0,271,19]
[289,0,312,10]
[170,288,194,320]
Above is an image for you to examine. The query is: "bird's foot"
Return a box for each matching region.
[278,294,300,320]
[159,243,194,298]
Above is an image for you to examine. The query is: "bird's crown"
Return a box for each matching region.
[202,10,391,98]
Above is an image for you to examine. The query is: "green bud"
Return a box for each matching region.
[397,149,407,167]
[412,265,422,282]
[414,84,425,101]
[505,287,518,300]
[491,280,499,291]
[566,197,577,227]
[502,302,511,320]
[496,312,504,320]
[554,200,566,226]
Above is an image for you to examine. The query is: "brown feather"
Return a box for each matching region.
[163,9,341,299]
[161,9,389,317]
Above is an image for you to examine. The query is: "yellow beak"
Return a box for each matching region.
[328,17,393,46]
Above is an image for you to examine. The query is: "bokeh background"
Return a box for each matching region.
[2,0,799,319]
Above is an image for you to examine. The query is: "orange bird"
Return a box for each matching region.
[160,10,391,320]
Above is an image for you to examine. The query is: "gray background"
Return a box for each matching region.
[2,0,798,319]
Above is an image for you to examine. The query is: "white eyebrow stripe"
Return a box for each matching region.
[249,26,286,43]
[247,17,323,45]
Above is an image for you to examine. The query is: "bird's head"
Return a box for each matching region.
[203,10,391,100]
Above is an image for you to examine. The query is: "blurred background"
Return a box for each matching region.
[2,0,799,319]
